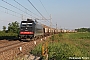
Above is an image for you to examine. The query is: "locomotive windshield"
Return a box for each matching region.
[21,23,33,27]
[20,20,34,32]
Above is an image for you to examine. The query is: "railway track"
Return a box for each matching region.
[0,41,26,53]
[0,40,20,48]
[0,40,9,44]
[0,37,46,60]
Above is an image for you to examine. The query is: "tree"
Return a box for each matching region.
[8,21,19,33]
[3,26,6,32]
[75,28,90,32]
[87,28,90,32]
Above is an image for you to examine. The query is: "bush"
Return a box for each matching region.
[0,31,18,39]
[30,44,42,56]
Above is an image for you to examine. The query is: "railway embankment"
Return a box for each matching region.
[0,37,46,60]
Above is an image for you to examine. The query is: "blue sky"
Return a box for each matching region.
[0,0,90,30]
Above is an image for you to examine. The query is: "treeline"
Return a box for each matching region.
[0,21,19,39]
[75,28,90,32]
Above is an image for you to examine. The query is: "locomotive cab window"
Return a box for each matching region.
[21,23,33,27]
[27,23,33,27]
[21,23,27,27]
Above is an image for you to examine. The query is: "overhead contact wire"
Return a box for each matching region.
[2,0,32,17]
[39,0,50,16]
[0,5,21,15]
[14,0,40,18]
[27,0,46,20]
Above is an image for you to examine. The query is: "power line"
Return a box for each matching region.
[2,0,32,17]
[8,0,50,21]
[39,0,53,28]
[39,0,50,16]
[27,0,46,19]
[27,0,51,25]
[27,0,53,27]
[0,5,21,18]
[1,0,51,26]
[13,0,40,18]
[0,5,32,19]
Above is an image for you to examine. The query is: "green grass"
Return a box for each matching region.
[31,32,90,60]
[48,42,83,60]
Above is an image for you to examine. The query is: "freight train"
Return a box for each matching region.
[18,19,60,40]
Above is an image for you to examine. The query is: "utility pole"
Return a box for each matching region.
[50,14,52,28]
[50,14,52,35]
[22,14,23,20]
[56,23,57,30]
